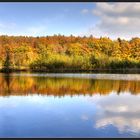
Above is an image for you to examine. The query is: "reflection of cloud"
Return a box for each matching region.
[81,114,89,121]
[104,105,128,113]
[0,95,48,108]
[89,92,140,135]
[95,116,140,134]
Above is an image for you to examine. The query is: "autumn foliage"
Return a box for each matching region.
[0,35,140,71]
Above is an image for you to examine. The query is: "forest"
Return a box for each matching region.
[0,35,140,72]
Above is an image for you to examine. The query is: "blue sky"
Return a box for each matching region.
[0,3,140,39]
[0,3,97,36]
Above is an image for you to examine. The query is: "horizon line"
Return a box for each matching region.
[0,34,139,41]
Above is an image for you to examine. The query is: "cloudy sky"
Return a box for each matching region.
[0,2,139,39]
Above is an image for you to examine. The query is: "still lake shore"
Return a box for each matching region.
[1,67,140,74]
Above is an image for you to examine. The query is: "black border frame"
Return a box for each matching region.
[0,0,140,2]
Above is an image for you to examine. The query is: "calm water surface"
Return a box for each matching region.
[0,73,140,138]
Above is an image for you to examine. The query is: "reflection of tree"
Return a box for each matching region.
[3,73,11,95]
[0,76,140,96]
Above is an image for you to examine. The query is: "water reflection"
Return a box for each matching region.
[0,73,140,137]
[88,93,140,136]
[0,73,140,96]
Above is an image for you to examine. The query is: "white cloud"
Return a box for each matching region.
[86,3,140,39]
[81,9,89,14]
[93,3,140,18]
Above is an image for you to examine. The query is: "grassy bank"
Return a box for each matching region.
[1,66,140,74]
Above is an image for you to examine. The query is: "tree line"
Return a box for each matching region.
[0,35,140,72]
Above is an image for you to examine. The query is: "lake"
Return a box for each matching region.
[0,72,140,138]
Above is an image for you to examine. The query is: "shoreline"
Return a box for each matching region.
[1,68,140,74]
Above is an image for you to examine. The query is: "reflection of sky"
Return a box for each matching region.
[87,92,140,136]
[10,73,140,81]
[0,95,96,137]
[0,93,140,137]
